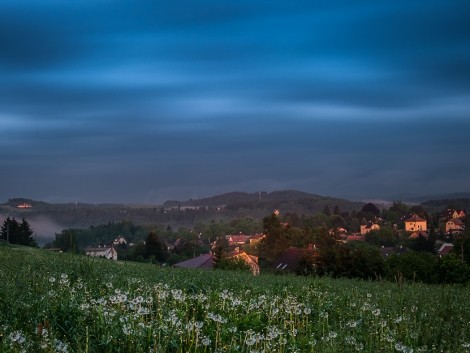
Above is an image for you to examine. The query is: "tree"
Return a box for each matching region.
[53,230,78,253]
[385,251,438,284]
[142,232,167,263]
[0,217,36,247]
[365,226,398,247]
[361,203,380,218]
[215,257,251,272]
[323,205,331,217]
[437,254,470,284]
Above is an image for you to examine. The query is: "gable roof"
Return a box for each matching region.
[228,235,248,243]
[174,254,214,269]
[447,218,464,226]
[345,235,366,242]
[405,214,426,223]
[409,231,429,239]
[438,243,454,256]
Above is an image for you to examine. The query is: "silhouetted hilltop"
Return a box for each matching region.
[2,190,468,233]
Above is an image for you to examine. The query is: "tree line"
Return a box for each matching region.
[0,217,37,247]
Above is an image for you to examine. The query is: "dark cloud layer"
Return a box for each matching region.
[1,0,469,203]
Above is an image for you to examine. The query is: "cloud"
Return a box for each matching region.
[0,0,469,203]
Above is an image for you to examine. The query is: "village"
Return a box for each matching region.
[76,203,468,282]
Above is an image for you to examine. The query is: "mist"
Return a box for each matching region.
[0,214,64,246]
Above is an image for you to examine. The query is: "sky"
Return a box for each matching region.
[1,0,469,204]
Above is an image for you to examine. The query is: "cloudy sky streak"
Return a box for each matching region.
[1,0,469,203]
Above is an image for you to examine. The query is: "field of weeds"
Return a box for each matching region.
[0,243,469,353]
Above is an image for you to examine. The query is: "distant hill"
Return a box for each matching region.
[391,192,470,204]
[420,198,470,213]
[1,191,364,231]
[3,190,469,244]
[163,190,365,218]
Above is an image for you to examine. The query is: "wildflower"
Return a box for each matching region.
[303,307,311,315]
[245,336,256,346]
[118,294,128,303]
[137,307,149,315]
[372,309,381,316]
[202,337,211,346]
[328,331,337,340]
[319,311,329,319]
[207,312,227,324]
[53,339,69,353]
[133,296,144,304]
[49,277,56,283]
[346,320,360,328]
[122,325,132,335]
[9,331,26,345]
[266,326,280,340]
[394,316,403,324]
[355,342,364,351]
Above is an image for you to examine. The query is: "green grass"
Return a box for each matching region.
[1,243,470,352]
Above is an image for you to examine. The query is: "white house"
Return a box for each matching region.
[85,246,118,260]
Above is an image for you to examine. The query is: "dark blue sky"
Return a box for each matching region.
[1,0,469,203]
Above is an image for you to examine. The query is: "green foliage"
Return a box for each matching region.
[361,202,381,218]
[385,252,439,284]
[52,230,79,253]
[214,257,251,272]
[318,243,385,280]
[365,226,398,247]
[2,245,470,352]
[437,253,470,284]
[0,217,37,247]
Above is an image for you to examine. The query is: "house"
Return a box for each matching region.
[409,231,429,239]
[272,245,318,272]
[360,220,380,235]
[345,235,366,242]
[441,208,466,220]
[226,234,249,246]
[17,203,32,208]
[404,214,427,232]
[437,243,454,257]
[249,233,266,245]
[229,250,260,275]
[446,218,465,234]
[166,238,183,252]
[85,246,118,260]
[329,227,348,236]
[173,254,214,269]
[112,236,127,246]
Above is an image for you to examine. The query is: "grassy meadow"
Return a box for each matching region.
[1,243,469,353]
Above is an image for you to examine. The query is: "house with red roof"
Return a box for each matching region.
[445,218,465,234]
[405,214,427,232]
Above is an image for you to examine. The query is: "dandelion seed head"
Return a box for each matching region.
[202,337,211,346]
